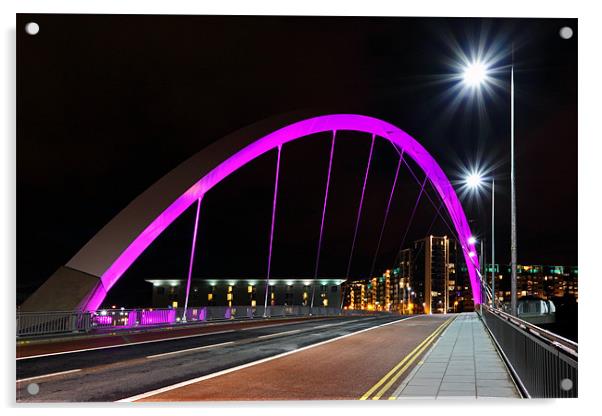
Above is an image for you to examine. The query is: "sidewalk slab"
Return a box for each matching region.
[392,312,520,399]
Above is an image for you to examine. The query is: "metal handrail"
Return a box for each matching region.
[483,304,577,355]
[17,309,89,314]
[16,310,91,337]
[480,303,578,398]
[17,305,347,337]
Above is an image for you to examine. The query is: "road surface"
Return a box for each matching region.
[17,314,450,402]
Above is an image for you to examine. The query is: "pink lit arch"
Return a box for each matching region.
[22,113,481,312]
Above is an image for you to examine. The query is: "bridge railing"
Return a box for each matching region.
[479,304,578,398]
[17,306,335,337]
[17,305,384,337]
[181,305,343,321]
[16,310,91,337]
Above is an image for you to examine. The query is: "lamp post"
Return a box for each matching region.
[510,58,517,316]
[491,179,495,307]
[459,53,514,313]
[464,173,496,308]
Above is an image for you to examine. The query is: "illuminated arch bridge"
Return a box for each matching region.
[21,113,482,312]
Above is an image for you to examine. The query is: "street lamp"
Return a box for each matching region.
[465,172,496,308]
[462,60,490,88]
[465,173,483,190]
[510,52,517,317]
[454,46,516,314]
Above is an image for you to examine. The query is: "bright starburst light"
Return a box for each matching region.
[465,172,484,189]
[430,28,511,128]
[462,61,489,87]
[452,161,498,210]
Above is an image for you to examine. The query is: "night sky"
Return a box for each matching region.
[17,15,577,307]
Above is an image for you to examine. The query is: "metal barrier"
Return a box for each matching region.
[16,310,91,337]
[480,304,578,398]
[17,305,356,337]
[87,305,344,330]
[183,305,342,321]
[87,305,383,330]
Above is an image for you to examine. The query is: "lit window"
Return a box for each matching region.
[208,293,213,301]
[248,285,253,293]
[227,293,233,301]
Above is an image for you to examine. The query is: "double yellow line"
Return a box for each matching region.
[359,316,455,400]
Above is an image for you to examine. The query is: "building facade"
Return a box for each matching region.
[342,271,401,312]
[343,235,473,314]
[399,235,452,314]
[146,278,344,309]
[448,239,474,313]
[483,264,578,304]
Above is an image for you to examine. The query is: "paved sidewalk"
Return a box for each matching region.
[392,312,520,399]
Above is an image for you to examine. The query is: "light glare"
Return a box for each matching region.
[466,173,483,189]
[463,61,488,87]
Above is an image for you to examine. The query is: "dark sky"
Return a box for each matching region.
[17,15,577,306]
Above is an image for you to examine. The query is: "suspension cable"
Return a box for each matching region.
[182,196,203,320]
[311,132,336,309]
[345,134,376,279]
[394,175,428,265]
[389,141,482,275]
[411,199,445,261]
[387,140,456,234]
[369,149,405,279]
[264,145,282,314]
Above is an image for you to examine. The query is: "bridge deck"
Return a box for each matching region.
[391,312,520,399]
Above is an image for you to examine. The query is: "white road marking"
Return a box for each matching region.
[17,317,364,361]
[17,369,82,383]
[239,318,329,330]
[17,329,236,361]
[313,324,334,329]
[257,329,301,339]
[146,342,234,359]
[117,316,415,402]
[313,319,362,329]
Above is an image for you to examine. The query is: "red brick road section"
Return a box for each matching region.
[139,315,448,401]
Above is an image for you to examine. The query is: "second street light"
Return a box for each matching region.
[464,171,496,308]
